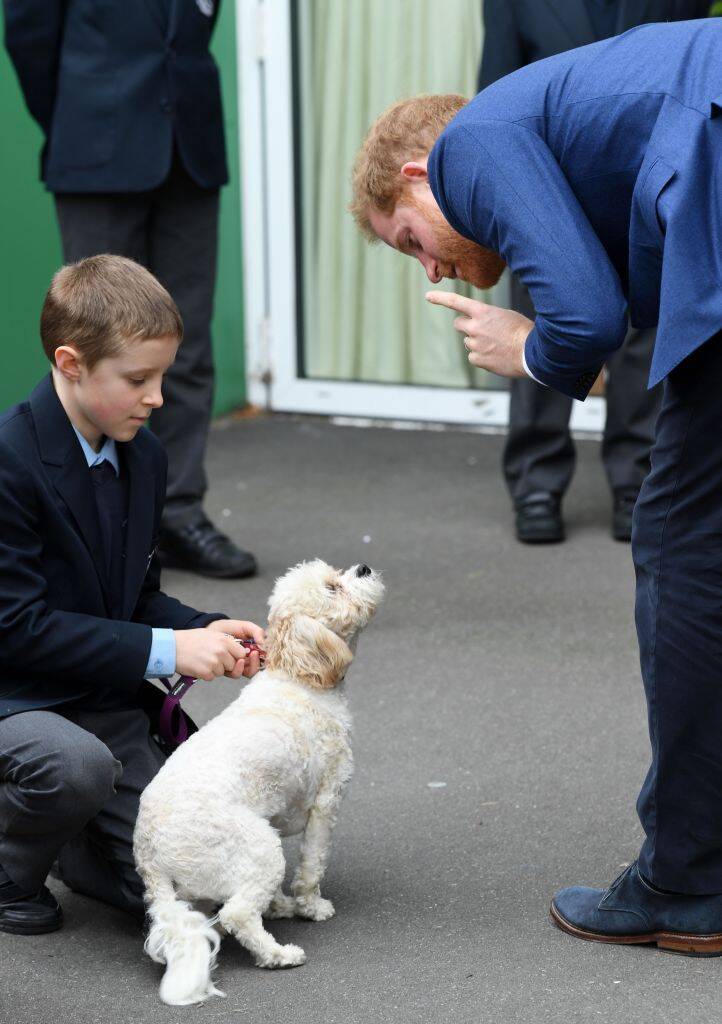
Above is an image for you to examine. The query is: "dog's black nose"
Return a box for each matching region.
[356,564,371,577]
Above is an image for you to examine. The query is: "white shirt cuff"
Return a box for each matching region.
[522,345,545,386]
[145,628,176,678]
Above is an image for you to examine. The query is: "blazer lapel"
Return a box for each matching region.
[29,375,110,609]
[539,0,597,49]
[119,439,156,619]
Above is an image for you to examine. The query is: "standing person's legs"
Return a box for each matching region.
[0,710,122,933]
[552,335,722,952]
[54,191,150,268]
[504,378,576,501]
[55,706,167,921]
[146,157,218,527]
[602,324,662,540]
[634,340,722,891]
[503,277,574,542]
[148,156,257,578]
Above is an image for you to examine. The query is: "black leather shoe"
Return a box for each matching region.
[612,487,638,542]
[515,491,565,544]
[158,512,257,579]
[0,864,63,935]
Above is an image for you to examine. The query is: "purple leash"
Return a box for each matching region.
[157,641,267,750]
[158,675,197,748]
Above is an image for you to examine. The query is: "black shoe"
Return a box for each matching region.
[612,488,638,542]
[514,491,565,544]
[0,864,63,935]
[158,512,258,579]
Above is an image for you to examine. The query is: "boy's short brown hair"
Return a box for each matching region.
[349,93,468,241]
[40,254,184,368]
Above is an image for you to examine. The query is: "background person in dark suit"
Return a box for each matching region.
[3,0,256,579]
[478,0,709,544]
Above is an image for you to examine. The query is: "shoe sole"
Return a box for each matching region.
[517,532,565,544]
[550,902,722,956]
[0,915,63,936]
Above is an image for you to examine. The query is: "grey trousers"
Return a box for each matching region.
[504,277,662,502]
[54,154,220,528]
[0,706,166,920]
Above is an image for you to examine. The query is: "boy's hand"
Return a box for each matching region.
[174,628,255,681]
[206,619,266,678]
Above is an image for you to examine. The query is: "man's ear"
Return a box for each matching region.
[54,345,85,382]
[400,159,429,182]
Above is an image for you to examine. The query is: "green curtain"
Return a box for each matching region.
[298,0,500,388]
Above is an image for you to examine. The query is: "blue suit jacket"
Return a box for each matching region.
[0,375,223,719]
[428,20,722,399]
[3,0,228,191]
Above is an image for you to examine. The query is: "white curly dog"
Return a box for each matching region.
[133,559,384,1005]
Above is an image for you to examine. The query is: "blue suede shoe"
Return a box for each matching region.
[551,861,722,956]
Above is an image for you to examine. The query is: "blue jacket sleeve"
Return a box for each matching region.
[429,121,628,399]
[3,0,67,133]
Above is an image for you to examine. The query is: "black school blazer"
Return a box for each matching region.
[0,374,222,719]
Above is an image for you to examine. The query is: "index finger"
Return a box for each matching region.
[425,290,485,317]
[222,619,267,644]
[241,622,266,645]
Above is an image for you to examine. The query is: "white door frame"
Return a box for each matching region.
[236,0,605,433]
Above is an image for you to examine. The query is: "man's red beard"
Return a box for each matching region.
[409,197,506,290]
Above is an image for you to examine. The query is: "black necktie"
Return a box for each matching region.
[89,459,127,616]
[90,459,117,486]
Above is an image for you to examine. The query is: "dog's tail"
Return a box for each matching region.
[143,874,224,1006]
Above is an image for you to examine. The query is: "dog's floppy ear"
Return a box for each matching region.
[265,615,353,689]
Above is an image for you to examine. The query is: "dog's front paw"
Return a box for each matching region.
[265,892,296,919]
[294,894,335,921]
[256,943,307,969]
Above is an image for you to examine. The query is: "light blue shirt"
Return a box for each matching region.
[72,426,176,678]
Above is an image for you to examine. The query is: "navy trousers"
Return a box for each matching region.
[634,334,722,893]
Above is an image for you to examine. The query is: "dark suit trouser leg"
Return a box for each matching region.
[54,163,219,528]
[503,277,575,501]
[0,711,122,895]
[145,163,219,527]
[602,325,661,493]
[634,336,722,893]
[503,377,575,501]
[54,707,166,919]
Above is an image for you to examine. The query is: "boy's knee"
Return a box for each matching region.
[46,739,122,817]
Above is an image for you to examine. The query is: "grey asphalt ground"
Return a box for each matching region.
[1,412,718,1024]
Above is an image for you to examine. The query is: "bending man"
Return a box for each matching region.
[351,19,722,953]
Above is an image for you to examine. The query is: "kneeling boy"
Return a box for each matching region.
[0,255,264,934]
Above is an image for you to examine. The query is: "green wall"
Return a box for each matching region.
[0,3,245,415]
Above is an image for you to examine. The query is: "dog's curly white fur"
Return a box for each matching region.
[133,560,384,1006]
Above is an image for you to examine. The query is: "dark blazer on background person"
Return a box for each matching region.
[0,374,224,721]
[478,0,711,91]
[2,0,228,191]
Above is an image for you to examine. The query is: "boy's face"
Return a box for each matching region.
[54,335,179,447]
